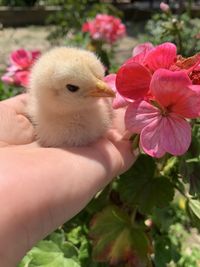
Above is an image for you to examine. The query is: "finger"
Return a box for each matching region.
[0,141,9,147]
[1,94,28,115]
[111,107,126,134]
[0,104,35,145]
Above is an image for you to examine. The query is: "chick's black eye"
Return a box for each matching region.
[66,84,79,92]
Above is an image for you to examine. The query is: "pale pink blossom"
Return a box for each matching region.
[125,69,200,157]
[1,49,41,87]
[160,2,170,12]
[10,49,40,70]
[104,74,130,109]
[82,14,126,43]
[132,42,154,57]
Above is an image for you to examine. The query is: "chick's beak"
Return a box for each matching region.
[88,80,115,98]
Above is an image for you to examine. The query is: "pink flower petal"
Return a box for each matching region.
[1,72,14,84]
[140,113,191,157]
[14,71,30,87]
[104,74,117,92]
[10,49,31,69]
[104,74,129,109]
[145,42,177,71]
[125,100,160,133]
[116,62,152,100]
[150,69,200,118]
[124,53,146,65]
[31,50,41,61]
[160,113,191,155]
[132,42,154,57]
[140,116,166,158]
[7,65,20,72]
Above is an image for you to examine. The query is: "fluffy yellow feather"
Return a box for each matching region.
[27,47,115,147]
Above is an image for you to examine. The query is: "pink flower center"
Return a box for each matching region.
[151,100,171,116]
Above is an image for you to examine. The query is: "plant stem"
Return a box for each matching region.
[130,207,137,226]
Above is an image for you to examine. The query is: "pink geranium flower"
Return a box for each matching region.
[125,69,200,157]
[1,49,41,88]
[82,14,126,44]
[116,42,177,100]
[104,74,130,109]
[10,49,40,70]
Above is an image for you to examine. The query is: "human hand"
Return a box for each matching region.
[0,94,137,267]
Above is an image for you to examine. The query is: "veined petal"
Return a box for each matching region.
[125,100,160,133]
[104,74,129,109]
[113,94,129,109]
[160,114,191,155]
[125,42,154,64]
[104,74,117,91]
[116,62,151,100]
[145,42,177,71]
[150,69,200,118]
[132,42,154,57]
[140,116,166,158]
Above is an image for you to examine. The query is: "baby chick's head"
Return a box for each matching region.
[29,47,114,113]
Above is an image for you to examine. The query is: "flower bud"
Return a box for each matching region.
[160,2,170,12]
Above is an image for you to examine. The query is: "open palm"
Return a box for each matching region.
[0,94,136,267]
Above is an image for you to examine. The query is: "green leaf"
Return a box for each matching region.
[18,255,32,267]
[61,242,79,259]
[118,155,174,213]
[36,240,61,253]
[180,122,200,197]
[90,205,150,265]
[18,239,80,267]
[139,177,175,214]
[154,236,181,267]
[48,231,65,247]
[186,198,200,230]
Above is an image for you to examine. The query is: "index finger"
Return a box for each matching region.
[1,94,28,115]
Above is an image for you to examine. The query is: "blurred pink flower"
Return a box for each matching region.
[104,74,130,109]
[160,2,170,12]
[10,49,40,70]
[82,14,126,43]
[1,49,41,87]
[125,69,200,157]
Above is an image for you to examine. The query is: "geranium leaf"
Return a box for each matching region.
[138,177,175,214]
[186,198,200,230]
[18,240,80,267]
[180,122,200,197]
[90,205,150,265]
[118,155,174,213]
[36,240,61,253]
[48,231,65,247]
[61,242,79,259]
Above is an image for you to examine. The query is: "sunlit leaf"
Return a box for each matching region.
[90,206,151,266]
[186,198,200,230]
[18,240,80,267]
[180,122,200,197]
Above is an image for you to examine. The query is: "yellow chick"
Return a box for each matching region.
[27,47,115,147]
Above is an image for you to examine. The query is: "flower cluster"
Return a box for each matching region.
[82,14,126,44]
[105,42,200,158]
[1,49,41,88]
